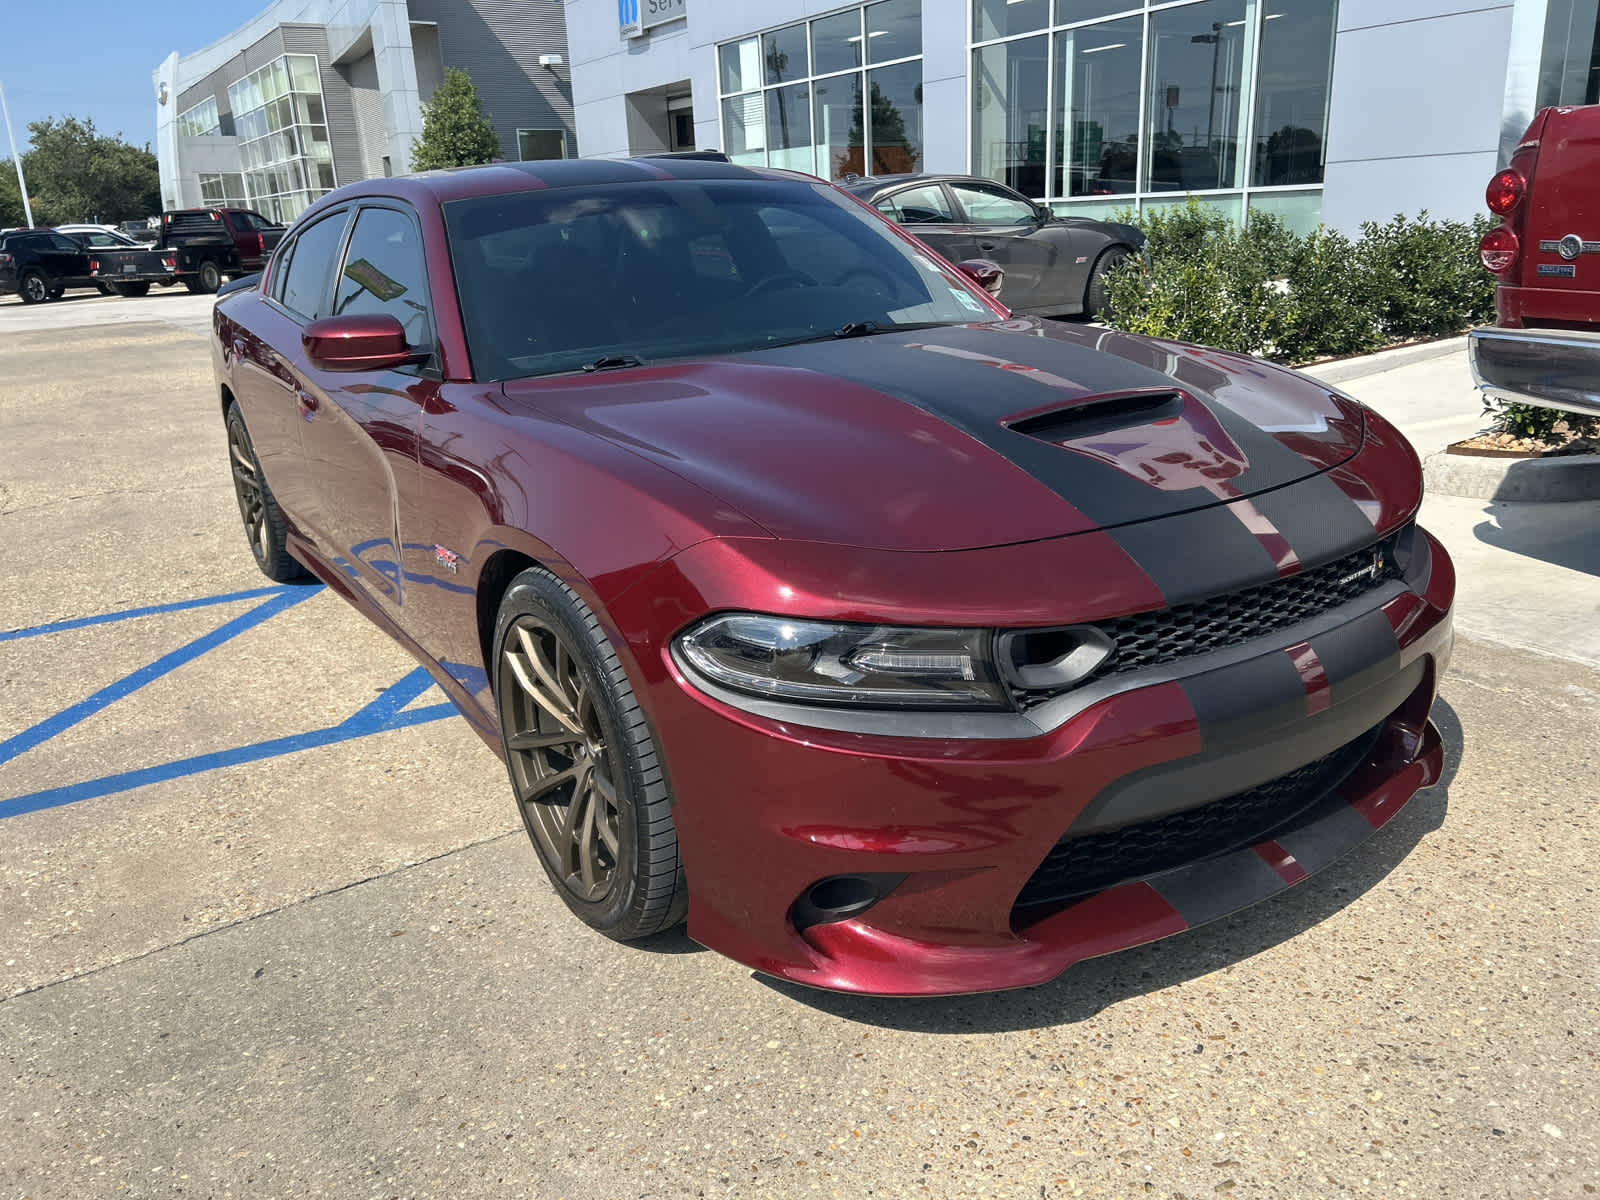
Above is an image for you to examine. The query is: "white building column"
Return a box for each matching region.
[371,0,425,173]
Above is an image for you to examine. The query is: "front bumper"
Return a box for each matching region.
[646,530,1454,997]
[1470,324,1600,418]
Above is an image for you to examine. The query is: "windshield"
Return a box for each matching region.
[443,178,996,381]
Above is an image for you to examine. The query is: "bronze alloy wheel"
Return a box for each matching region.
[227,416,271,565]
[499,615,624,902]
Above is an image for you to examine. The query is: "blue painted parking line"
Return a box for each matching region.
[0,589,317,768]
[0,584,310,643]
[1,584,465,820]
[0,668,458,820]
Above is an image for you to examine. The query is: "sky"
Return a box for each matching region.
[0,0,264,157]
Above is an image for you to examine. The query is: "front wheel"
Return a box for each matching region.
[1085,245,1134,320]
[493,567,687,941]
[224,403,308,582]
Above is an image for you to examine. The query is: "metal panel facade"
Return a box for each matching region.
[405,0,578,160]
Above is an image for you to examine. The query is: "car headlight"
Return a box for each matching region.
[676,614,1009,710]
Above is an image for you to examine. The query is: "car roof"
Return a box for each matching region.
[299,156,789,218]
[840,174,993,196]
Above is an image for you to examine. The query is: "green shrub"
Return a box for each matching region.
[1356,212,1497,340]
[1104,200,1494,364]
[1484,399,1600,441]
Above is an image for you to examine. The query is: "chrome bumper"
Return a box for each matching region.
[1469,325,1600,418]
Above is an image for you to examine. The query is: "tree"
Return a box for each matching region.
[20,117,159,224]
[0,164,25,227]
[410,69,500,171]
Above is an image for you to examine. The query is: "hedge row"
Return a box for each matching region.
[1101,199,1498,367]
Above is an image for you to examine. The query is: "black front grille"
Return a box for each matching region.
[1013,723,1382,917]
[1098,532,1406,677]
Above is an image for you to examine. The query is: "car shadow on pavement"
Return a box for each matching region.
[759,697,1464,1032]
[1474,501,1600,576]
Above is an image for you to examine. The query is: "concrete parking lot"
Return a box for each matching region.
[1,293,1596,1198]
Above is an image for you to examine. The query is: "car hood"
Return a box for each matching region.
[502,319,1366,552]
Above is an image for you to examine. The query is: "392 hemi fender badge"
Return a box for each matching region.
[434,544,460,574]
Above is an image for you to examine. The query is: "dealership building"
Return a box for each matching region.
[158,0,1599,232]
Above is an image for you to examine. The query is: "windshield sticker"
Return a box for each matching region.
[952,289,986,313]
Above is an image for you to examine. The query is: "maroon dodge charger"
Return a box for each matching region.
[213,158,1454,996]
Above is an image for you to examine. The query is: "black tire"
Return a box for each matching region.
[112,282,151,298]
[1085,245,1134,319]
[224,402,309,583]
[195,260,222,294]
[95,282,112,295]
[18,270,49,304]
[492,567,687,941]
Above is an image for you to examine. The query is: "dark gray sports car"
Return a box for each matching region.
[840,174,1144,319]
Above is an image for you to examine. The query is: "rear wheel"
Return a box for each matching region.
[18,271,49,304]
[225,402,308,582]
[493,567,687,941]
[1085,245,1134,319]
[195,260,222,294]
[112,282,151,298]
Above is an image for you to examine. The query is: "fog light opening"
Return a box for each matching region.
[792,873,905,932]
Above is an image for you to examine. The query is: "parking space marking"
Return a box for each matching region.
[0,584,294,644]
[0,587,461,820]
[0,589,315,768]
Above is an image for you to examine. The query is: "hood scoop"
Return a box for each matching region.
[1007,391,1185,443]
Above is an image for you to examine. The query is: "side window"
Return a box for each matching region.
[950,183,1037,226]
[48,234,85,252]
[277,212,348,321]
[879,185,955,225]
[332,207,431,346]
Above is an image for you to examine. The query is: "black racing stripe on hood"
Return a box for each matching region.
[749,326,1322,531]
[1250,472,1385,567]
[1108,503,1282,606]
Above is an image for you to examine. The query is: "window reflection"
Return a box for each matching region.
[1252,1,1331,184]
[1145,0,1250,192]
[973,37,1049,196]
[1053,17,1142,196]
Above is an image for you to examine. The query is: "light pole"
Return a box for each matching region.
[0,77,34,227]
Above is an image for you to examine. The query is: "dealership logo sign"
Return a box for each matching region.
[620,0,685,38]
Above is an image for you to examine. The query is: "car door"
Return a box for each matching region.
[945,181,1061,312]
[44,233,93,287]
[871,182,969,265]
[294,202,435,623]
[233,208,352,533]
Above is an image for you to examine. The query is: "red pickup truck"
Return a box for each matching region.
[1472,104,1600,418]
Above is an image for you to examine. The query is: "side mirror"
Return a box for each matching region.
[303,314,428,372]
[956,258,1004,298]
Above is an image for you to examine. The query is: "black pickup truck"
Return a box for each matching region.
[88,208,284,296]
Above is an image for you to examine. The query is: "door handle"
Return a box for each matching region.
[977,241,999,252]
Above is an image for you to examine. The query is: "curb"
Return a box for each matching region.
[1422,449,1600,502]
[1300,336,1468,386]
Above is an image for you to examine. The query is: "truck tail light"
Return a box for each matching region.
[1485,169,1524,215]
[162,255,177,271]
[1479,226,1518,274]
[89,258,100,274]
[254,232,265,256]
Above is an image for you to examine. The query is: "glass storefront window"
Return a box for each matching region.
[228,53,335,223]
[1053,17,1142,196]
[1252,0,1332,184]
[813,73,864,178]
[974,0,1332,228]
[177,97,221,138]
[975,0,1050,41]
[720,3,921,182]
[720,39,761,94]
[867,61,922,174]
[1145,0,1252,193]
[812,10,863,75]
[867,0,920,65]
[1246,189,1322,234]
[766,84,815,173]
[763,25,809,84]
[973,37,1048,196]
